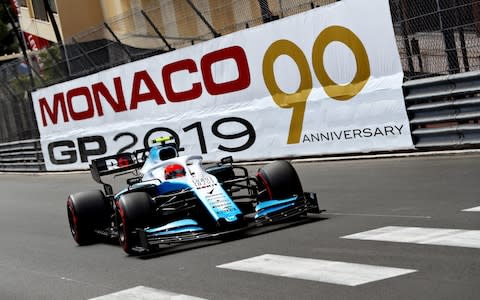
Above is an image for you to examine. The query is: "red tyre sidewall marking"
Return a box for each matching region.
[256,172,273,200]
[67,198,80,242]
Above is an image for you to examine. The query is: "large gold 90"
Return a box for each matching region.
[263,26,370,144]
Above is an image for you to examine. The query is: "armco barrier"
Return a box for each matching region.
[404,71,480,148]
[0,139,45,172]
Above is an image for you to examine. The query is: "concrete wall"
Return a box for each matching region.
[57,0,104,39]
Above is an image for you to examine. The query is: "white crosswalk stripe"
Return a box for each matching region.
[217,254,416,286]
[462,206,480,212]
[341,226,480,249]
[93,224,480,294]
[89,286,207,300]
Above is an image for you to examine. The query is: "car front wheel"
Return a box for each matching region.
[256,161,303,200]
[116,192,152,255]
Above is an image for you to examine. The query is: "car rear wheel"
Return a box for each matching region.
[67,190,109,245]
[116,192,152,255]
[256,161,303,200]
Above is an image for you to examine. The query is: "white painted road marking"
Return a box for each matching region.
[90,286,207,300]
[342,226,480,249]
[217,254,416,286]
[323,212,432,219]
[462,206,480,212]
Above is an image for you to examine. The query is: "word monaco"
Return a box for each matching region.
[302,125,405,143]
[38,46,250,127]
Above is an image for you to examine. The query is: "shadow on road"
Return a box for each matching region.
[137,215,329,260]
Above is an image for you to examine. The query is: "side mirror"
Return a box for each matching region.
[127,177,142,185]
[220,156,233,165]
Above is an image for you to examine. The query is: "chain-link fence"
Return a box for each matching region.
[391,0,480,79]
[0,57,38,144]
[1,0,480,143]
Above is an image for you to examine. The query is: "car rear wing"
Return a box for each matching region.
[90,136,181,184]
[90,150,146,184]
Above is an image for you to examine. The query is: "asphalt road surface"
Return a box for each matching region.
[1,153,479,299]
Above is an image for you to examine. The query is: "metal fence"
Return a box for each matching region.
[1,0,480,145]
[404,70,480,148]
[390,0,480,79]
[0,139,45,172]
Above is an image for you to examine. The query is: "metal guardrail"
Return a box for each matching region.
[404,71,480,148]
[0,139,45,172]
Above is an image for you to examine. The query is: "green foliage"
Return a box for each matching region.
[38,46,64,84]
[8,46,65,95]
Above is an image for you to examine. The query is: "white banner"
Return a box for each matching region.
[32,0,413,171]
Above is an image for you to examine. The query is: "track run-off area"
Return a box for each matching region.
[1,153,479,299]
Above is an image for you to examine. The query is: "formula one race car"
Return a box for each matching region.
[67,136,322,254]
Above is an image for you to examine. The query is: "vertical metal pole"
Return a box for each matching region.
[42,0,62,43]
[41,0,67,87]
[141,10,175,51]
[399,0,415,75]
[455,0,469,72]
[458,27,469,72]
[184,0,220,37]
[4,1,41,141]
[436,0,459,74]
[411,38,424,73]
[258,0,278,23]
[1,1,35,90]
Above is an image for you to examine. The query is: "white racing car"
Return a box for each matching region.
[67,136,322,254]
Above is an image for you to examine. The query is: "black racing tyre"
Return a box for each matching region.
[256,161,303,200]
[116,192,152,255]
[67,190,109,245]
